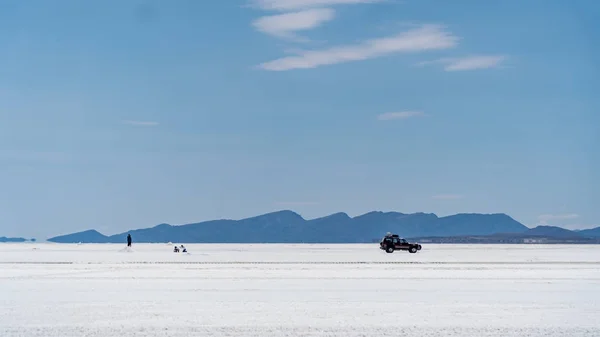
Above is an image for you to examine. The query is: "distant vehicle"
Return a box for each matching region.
[380,233,422,253]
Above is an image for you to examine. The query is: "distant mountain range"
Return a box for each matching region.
[0,237,34,243]
[413,225,600,244]
[577,227,600,238]
[46,210,600,244]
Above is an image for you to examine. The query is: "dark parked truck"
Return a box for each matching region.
[380,233,422,253]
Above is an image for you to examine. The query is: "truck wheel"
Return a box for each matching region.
[417,245,422,251]
[409,247,417,253]
[386,247,394,253]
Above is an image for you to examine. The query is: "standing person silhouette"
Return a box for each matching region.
[127,234,132,247]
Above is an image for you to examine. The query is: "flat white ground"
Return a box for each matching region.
[1,243,599,336]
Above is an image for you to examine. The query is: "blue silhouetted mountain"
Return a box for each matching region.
[576,226,600,238]
[411,225,600,243]
[0,237,28,242]
[523,225,584,239]
[47,210,531,243]
[48,230,110,243]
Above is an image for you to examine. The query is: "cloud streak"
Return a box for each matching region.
[122,120,159,126]
[252,8,335,39]
[258,24,459,70]
[377,111,425,120]
[561,223,599,230]
[432,194,463,200]
[537,213,579,222]
[274,201,320,206]
[417,55,506,71]
[0,151,70,164]
[253,0,383,11]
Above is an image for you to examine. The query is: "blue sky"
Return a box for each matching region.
[0,0,598,239]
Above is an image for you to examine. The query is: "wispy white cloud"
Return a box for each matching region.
[252,8,335,40]
[417,55,506,71]
[561,224,599,230]
[432,194,463,200]
[445,55,506,71]
[0,151,69,163]
[377,111,425,120]
[258,24,458,71]
[122,120,159,126]
[537,213,579,223]
[275,201,320,206]
[252,0,383,11]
